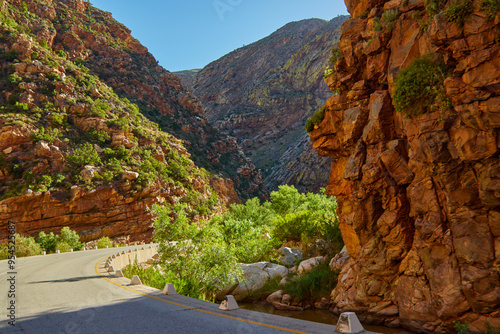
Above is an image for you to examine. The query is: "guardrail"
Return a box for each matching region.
[103,245,158,273]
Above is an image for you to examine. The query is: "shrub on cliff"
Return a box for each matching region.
[393,55,450,117]
[305,105,326,133]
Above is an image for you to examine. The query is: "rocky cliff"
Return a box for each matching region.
[178,17,348,192]
[311,0,499,332]
[0,0,248,243]
[26,0,264,201]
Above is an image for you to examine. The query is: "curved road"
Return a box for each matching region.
[0,245,339,334]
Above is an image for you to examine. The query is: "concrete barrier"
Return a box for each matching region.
[130,275,142,285]
[105,245,158,273]
[115,270,124,278]
[335,312,365,333]
[219,295,239,311]
[163,283,177,295]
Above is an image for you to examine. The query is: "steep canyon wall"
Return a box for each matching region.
[311,0,499,332]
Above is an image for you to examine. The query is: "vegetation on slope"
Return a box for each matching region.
[0,1,219,218]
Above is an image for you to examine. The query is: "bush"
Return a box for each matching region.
[59,227,83,251]
[445,0,473,26]
[329,47,342,66]
[7,73,22,85]
[55,241,71,253]
[50,114,65,126]
[373,17,383,31]
[14,234,43,257]
[34,175,52,192]
[122,261,166,290]
[393,55,450,117]
[426,0,446,16]
[91,99,111,118]
[283,262,338,304]
[97,237,113,248]
[37,231,58,253]
[153,204,243,302]
[454,321,473,334]
[305,105,326,133]
[382,9,399,30]
[68,143,101,167]
[481,0,500,18]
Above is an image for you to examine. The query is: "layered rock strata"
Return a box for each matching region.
[179,17,348,192]
[310,0,500,332]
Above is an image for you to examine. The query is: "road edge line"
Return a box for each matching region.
[94,256,311,334]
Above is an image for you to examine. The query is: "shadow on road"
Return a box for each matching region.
[0,296,291,334]
[28,275,103,284]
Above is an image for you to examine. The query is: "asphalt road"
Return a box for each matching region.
[0,245,340,334]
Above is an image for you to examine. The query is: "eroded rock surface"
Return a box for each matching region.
[310,1,500,332]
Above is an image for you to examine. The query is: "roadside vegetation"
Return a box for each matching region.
[0,228,121,259]
[121,185,343,302]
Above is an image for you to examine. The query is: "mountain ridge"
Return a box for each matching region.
[178,15,349,192]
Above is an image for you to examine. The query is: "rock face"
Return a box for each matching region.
[310,1,500,332]
[178,17,348,192]
[30,0,264,200]
[0,0,230,243]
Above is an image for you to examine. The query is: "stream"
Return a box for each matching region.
[240,302,413,334]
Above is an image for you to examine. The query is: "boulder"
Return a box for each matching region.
[266,290,304,311]
[279,247,302,267]
[330,246,350,271]
[218,262,289,301]
[298,256,325,274]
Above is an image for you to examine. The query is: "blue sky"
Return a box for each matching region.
[90,0,349,72]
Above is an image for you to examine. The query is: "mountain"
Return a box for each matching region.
[45,0,265,201]
[310,1,500,332]
[177,16,349,192]
[0,0,263,243]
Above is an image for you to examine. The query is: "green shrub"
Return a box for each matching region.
[91,99,111,118]
[7,73,22,85]
[382,9,399,30]
[393,55,450,117]
[373,17,383,31]
[153,203,243,302]
[34,175,52,192]
[59,227,83,251]
[283,262,338,304]
[55,49,67,58]
[55,241,71,253]
[329,47,342,66]
[426,0,446,16]
[37,231,58,253]
[97,236,113,248]
[46,72,61,81]
[122,261,166,290]
[68,143,101,167]
[454,321,473,334]
[89,128,110,143]
[481,0,500,18]
[445,0,473,26]
[50,114,65,126]
[31,127,60,143]
[305,105,326,133]
[14,234,43,257]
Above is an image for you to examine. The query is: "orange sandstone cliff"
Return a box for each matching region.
[311,0,499,332]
